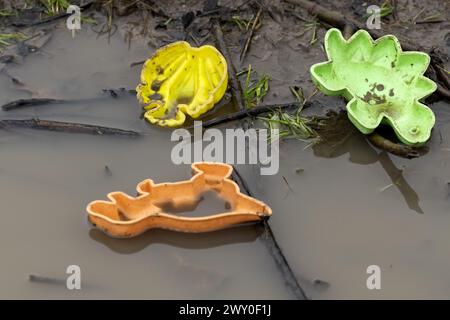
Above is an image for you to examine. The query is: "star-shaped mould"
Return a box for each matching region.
[311,28,437,145]
[86,162,272,237]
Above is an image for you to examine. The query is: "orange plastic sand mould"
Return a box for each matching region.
[86,162,272,237]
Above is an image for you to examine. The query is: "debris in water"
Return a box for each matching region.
[311,28,437,145]
[136,41,228,127]
[87,162,272,237]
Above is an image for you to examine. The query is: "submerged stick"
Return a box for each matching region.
[0,119,140,137]
[28,274,66,285]
[1,89,135,111]
[367,132,421,159]
[212,21,246,111]
[231,167,308,300]
[1,98,65,111]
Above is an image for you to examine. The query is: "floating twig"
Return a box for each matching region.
[1,98,65,111]
[130,60,145,68]
[0,119,140,137]
[1,89,135,111]
[29,274,66,285]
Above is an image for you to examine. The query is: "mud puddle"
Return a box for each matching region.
[0,0,449,299]
[0,23,291,299]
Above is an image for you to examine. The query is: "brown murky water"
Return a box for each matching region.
[1,0,450,299]
[0,25,292,299]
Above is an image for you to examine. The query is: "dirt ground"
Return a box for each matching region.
[0,0,450,299]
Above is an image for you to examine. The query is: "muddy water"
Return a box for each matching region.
[235,2,450,298]
[0,24,291,299]
[1,3,450,299]
[242,103,450,299]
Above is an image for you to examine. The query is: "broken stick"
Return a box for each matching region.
[0,119,140,137]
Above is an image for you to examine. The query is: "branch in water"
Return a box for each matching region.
[367,132,423,159]
[1,89,135,111]
[0,119,140,137]
[192,102,303,129]
[1,98,65,111]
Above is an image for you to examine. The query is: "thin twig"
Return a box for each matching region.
[231,166,307,300]
[191,102,302,129]
[415,19,445,24]
[1,89,135,111]
[130,60,145,68]
[343,24,354,39]
[212,20,246,111]
[1,98,65,111]
[0,119,140,137]
[29,274,66,285]
[240,7,263,62]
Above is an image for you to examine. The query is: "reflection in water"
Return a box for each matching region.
[377,151,422,213]
[170,252,228,292]
[313,111,423,214]
[89,223,263,254]
[155,190,231,217]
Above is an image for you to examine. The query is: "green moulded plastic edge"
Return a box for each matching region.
[310,28,437,146]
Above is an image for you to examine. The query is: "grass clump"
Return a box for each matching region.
[0,32,27,52]
[237,64,270,108]
[40,0,70,16]
[259,108,317,141]
[258,86,318,141]
[0,9,14,17]
[231,16,251,31]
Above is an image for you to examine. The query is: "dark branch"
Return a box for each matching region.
[0,119,140,137]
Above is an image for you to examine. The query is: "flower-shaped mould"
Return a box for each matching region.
[86,162,272,237]
[136,41,228,127]
[311,28,437,145]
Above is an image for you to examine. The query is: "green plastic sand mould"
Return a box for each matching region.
[311,28,437,146]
